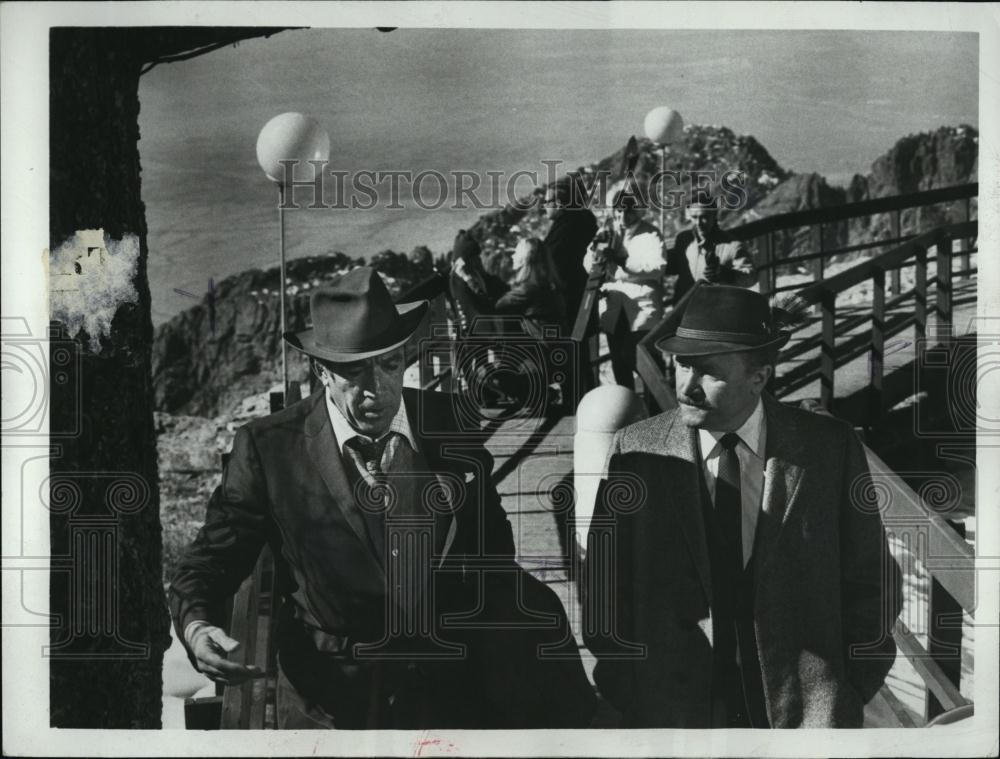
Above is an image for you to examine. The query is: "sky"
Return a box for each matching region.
[137,28,979,325]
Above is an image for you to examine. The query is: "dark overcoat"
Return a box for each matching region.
[170,388,595,728]
[584,394,902,727]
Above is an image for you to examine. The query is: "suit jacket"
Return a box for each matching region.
[544,208,598,328]
[667,228,755,304]
[583,395,902,728]
[170,387,594,728]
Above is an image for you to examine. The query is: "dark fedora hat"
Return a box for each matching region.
[655,284,790,356]
[284,267,428,363]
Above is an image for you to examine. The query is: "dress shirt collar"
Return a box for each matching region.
[698,397,766,461]
[324,391,417,454]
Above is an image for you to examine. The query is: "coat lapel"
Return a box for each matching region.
[402,391,458,565]
[659,412,713,604]
[753,395,806,582]
[303,390,383,567]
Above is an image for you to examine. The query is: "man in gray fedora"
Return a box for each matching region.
[584,283,902,728]
[170,267,594,729]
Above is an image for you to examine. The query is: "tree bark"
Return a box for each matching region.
[48,28,169,729]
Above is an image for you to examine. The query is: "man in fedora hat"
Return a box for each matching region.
[170,267,595,729]
[583,284,902,728]
[667,185,755,304]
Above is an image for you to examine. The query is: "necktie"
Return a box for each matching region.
[715,432,742,571]
[344,433,401,561]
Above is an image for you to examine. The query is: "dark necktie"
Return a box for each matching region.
[344,433,399,561]
[715,432,743,570]
[702,245,721,283]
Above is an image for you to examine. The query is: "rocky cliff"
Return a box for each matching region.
[152,124,977,418]
[152,250,435,417]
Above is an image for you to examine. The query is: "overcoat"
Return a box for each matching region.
[583,394,902,728]
[170,388,595,728]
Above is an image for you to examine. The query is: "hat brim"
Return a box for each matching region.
[655,331,790,357]
[284,300,428,363]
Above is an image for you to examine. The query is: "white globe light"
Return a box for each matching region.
[643,106,684,145]
[256,112,330,185]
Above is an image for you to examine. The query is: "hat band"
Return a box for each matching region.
[674,325,769,343]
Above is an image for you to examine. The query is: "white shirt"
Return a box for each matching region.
[324,391,417,453]
[697,398,767,568]
[584,218,667,331]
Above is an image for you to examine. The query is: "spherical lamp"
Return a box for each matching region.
[643,106,685,146]
[256,112,330,185]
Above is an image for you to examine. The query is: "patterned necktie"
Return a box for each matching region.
[715,432,743,570]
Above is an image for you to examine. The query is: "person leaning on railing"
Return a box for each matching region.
[667,185,755,304]
[447,229,509,334]
[493,237,566,338]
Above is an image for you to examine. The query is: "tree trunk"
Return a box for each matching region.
[48,28,169,729]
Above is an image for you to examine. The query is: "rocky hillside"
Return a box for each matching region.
[152,250,435,417]
[152,124,977,418]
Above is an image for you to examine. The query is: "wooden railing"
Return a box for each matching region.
[776,220,977,417]
[726,183,978,296]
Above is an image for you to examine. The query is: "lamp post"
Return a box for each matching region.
[643,106,684,236]
[256,113,330,398]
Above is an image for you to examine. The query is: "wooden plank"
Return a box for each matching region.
[869,267,885,422]
[915,246,928,364]
[570,263,607,343]
[758,234,772,294]
[636,343,676,412]
[756,235,771,295]
[890,210,902,295]
[727,183,977,242]
[247,548,273,729]
[936,235,953,342]
[893,627,969,713]
[927,521,966,721]
[871,685,916,728]
[864,447,975,613]
[220,567,258,728]
[820,290,836,410]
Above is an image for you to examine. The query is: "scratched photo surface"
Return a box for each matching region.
[2,3,998,757]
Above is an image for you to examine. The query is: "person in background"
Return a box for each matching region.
[542,176,599,333]
[668,186,755,304]
[494,237,566,339]
[586,188,667,389]
[447,229,508,335]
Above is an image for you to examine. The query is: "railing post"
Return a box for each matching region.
[915,246,928,365]
[959,198,971,278]
[820,289,836,411]
[890,209,902,296]
[936,234,953,342]
[926,522,966,721]
[769,232,778,293]
[869,267,885,424]
[814,224,825,282]
[758,234,773,295]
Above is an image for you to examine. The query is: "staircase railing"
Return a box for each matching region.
[726,182,978,296]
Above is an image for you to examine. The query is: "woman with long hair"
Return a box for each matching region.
[494,237,566,338]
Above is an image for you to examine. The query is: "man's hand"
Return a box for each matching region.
[186,621,265,686]
[702,249,721,282]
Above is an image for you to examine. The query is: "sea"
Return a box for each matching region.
[137,29,978,325]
